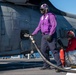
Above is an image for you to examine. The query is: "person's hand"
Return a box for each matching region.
[47,35,53,42]
[63,46,67,49]
[31,34,34,36]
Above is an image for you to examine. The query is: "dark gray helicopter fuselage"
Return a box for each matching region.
[0,0,76,56]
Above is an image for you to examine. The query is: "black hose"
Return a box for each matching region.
[24,34,76,73]
[57,38,64,47]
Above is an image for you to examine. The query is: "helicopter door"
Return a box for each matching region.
[0,15,12,52]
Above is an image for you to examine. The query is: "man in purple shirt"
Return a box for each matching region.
[32,3,62,71]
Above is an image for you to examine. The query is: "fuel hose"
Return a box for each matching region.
[24,34,76,73]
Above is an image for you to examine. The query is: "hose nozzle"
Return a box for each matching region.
[29,36,35,43]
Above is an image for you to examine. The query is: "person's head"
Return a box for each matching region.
[40,3,49,14]
[67,30,75,40]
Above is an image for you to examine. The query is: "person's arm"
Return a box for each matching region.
[66,39,76,52]
[32,20,41,35]
[57,38,64,47]
[49,14,57,35]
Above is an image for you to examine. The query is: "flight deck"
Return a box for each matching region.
[0,58,67,75]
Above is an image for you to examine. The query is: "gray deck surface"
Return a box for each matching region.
[0,58,67,75]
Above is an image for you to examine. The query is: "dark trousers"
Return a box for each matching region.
[41,35,62,67]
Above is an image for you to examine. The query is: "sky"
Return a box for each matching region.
[49,0,76,15]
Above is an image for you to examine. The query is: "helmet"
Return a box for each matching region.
[67,31,75,38]
[40,3,48,10]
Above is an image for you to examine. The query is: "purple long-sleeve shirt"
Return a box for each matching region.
[32,13,57,36]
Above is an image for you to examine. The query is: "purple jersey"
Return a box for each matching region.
[32,13,57,35]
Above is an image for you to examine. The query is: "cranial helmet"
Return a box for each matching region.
[40,3,48,10]
[67,31,75,38]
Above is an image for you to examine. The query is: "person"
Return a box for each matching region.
[31,3,62,71]
[65,31,76,67]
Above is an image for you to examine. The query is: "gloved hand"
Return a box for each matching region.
[30,34,34,36]
[63,46,67,49]
[47,35,53,43]
[57,38,64,47]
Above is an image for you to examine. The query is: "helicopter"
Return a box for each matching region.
[0,0,76,56]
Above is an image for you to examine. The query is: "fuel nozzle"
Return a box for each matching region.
[24,34,35,43]
[24,33,30,38]
[29,35,35,43]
